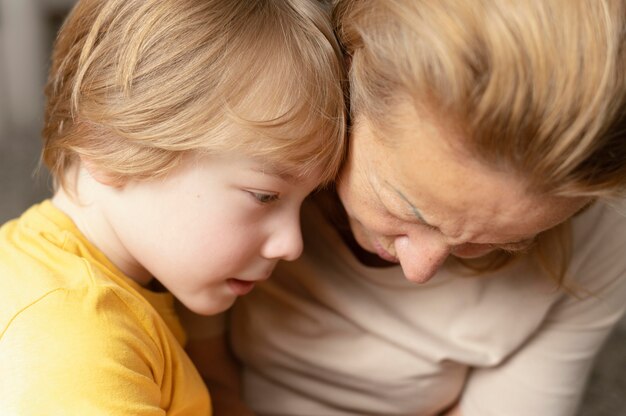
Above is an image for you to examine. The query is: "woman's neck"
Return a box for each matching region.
[313,188,397,268]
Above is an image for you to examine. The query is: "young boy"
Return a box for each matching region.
[0,0,346,414]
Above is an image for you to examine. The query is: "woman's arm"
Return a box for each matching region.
[186,334,255,416]
[177,303,255,415]
[459,264,626,413]
[441,403,463,416]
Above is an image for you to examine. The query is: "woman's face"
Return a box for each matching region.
[337,109,589,283]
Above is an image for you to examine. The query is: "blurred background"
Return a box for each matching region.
[0,0,69,218]
[0,1,624,414]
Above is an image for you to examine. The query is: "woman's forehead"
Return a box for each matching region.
[349,111,589,245]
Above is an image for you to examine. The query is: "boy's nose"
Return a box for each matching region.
[394,235,450,283]
[261,219,304,261]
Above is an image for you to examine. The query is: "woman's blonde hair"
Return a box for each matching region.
[43,0,347,189]
[334,0,626,282]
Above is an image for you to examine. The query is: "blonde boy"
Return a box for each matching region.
[0,0,345,414]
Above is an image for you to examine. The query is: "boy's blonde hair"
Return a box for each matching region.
[334,0,626,282]
[43,0,347,188]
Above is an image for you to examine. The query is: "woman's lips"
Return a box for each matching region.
[226,278,256,296]
[372,240,399,263]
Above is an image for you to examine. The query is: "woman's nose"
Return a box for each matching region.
[394,234,450,283]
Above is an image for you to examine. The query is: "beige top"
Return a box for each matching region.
[230,200,626,416]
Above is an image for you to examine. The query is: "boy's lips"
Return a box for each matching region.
[226,276,268,296]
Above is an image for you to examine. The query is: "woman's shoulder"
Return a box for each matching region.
[569,201,626,274]
[545,200,626,324]
[571,201,626,245]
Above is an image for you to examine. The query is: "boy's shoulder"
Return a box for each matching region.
[1,202,90,314]
[0,201,170,343]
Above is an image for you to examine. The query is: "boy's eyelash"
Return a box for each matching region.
[249,191,280,204]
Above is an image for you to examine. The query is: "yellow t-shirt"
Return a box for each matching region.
[0,200,211,415]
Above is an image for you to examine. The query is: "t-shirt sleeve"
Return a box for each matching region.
[460,210,626,416]
[0,287,167,415]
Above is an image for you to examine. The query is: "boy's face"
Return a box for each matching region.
[98,152,320,315]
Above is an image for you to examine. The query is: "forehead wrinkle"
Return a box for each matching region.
[375,182,541,248]
[361,105,589,249]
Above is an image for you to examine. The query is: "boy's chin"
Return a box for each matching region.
[184,296,236,317]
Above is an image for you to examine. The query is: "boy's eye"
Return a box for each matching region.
[249,191,280,204]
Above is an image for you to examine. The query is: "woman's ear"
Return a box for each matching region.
[80,157,125,188]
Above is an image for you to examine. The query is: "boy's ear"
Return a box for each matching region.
[80,157,125,188]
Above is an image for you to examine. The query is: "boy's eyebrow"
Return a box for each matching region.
[251,166,296,182]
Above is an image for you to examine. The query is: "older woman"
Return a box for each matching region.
[218,1,626,415]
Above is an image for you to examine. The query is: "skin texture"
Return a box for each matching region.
[53,152,321,316]
[337,110,589,284]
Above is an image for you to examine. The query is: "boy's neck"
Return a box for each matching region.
[51,166,154,287]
